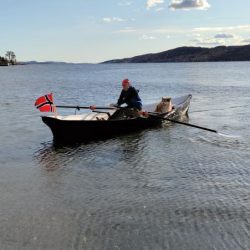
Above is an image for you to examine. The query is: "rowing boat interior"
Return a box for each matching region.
[46,95,191,121]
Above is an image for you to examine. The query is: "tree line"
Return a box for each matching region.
[0,51,17,66]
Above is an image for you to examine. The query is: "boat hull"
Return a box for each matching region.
[41,94,192,143]
[42,116,162,142]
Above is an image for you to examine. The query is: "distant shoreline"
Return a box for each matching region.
[0,62,25,66]
[2,52,250,66]
[20,60,250,65]
[2,61,250,66]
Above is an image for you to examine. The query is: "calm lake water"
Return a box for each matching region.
[0,62,250,250]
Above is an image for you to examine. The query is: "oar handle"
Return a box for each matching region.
[56,105,117,110]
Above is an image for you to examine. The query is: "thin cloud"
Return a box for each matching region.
[156,7,165,11]
[153,27,187,34]
[152,25,250,35]
[214,33,235,39]
[169,0,210,10]
[194,25,250,32]
[103,17,125,23]
[146,0,164,9]
[241,39,250,44]
[118,1,133,6]
[114,27,137,33]
[192,37,225,46]
[141,34,156,40]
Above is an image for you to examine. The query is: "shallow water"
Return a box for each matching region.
[0,62,250,249]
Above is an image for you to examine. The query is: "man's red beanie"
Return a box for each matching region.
[122,79,130,86]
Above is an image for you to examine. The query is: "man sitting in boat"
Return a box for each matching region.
[108,78,143,119]
[116,79,142,111]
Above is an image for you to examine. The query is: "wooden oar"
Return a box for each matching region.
[148,112,218,134]
[56,105,117,110]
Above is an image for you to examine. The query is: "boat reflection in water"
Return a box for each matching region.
[33,130,150,172]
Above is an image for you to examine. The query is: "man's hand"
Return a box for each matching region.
[89,105,96,110]
[138,111,149,117]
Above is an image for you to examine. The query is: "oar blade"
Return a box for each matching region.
[217,132,241,138]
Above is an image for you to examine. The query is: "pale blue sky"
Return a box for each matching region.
[0,0,250,63]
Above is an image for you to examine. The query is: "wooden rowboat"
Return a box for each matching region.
[41,94,192,142]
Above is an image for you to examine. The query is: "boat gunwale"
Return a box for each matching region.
[41,115,149,123]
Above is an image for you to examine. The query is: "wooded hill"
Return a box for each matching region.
[102,45,250,63]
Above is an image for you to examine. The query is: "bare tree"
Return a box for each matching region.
[5,51,12,62]
[5,51,16,65]
[11,52,16,64]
